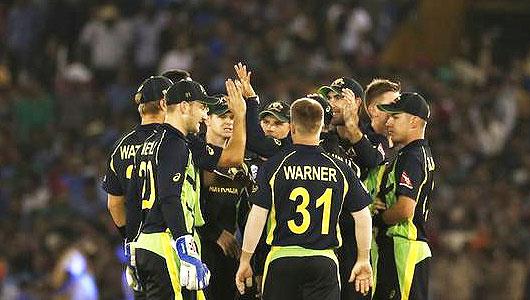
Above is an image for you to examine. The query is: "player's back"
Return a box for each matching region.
[103,124,160,197]
[257,144,370,250]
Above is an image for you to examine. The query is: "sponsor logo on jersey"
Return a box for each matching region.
[173,173,182,182]
[399,171,413,189]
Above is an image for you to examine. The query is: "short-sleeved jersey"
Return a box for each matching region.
[250,144,371,250]
[379,139,435,242]
[102,124,159,196]
[198,163,254,242]
[127,123,223,240]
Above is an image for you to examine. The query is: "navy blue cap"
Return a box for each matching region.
[207,95,229,115]
[165,80,218,105]
[259,101,290,122]
[134,76,173,104]
[160,69,192,82]
[377,92,431,121]
[318,77,364,100]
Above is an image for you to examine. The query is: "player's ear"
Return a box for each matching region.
[180,101,190,113]
[204,115,212,126]
[160,98,167,112]
[410,115,420,129]
[290,122,296,135]
[367,104,377,118]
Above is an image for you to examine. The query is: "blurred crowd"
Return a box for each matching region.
[0,0,529,299]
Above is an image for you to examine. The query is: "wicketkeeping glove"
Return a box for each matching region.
[124,242,143,292]
[174,235,211,290]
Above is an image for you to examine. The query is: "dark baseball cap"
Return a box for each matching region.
[306,94,333,126]
[134,76,173,104]
[165,80,218,106]
[377,92,431,121]
[318,77,364,100]
[160,69,192,82]
[207,95,230,115]
[259,101,290,122]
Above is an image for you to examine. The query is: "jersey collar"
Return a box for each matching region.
[137,123,160,131]
[292,143,323,152]
[399,139,427,153]
[160,123,187,140]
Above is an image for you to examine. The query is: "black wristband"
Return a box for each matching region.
[117,225,126,239]
[245,95,259,102]
[372,213,385,229]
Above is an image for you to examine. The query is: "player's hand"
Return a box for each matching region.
[226,79,247,116]
[216,230,241,258]
[174,235,211,290]
[234,62,257,98]
[235,260,253,294]
[341,88,363,142]
[349,260,373,296]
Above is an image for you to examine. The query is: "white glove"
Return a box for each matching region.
[174,235,211,290]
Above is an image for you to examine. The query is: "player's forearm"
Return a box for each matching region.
[352,207,372,262]
[240,250,253,264]
[161,195,189,238]
[351,135,384,169]
[382,196,416,225]
[382,209,409,225]
[219,113,246,167]
[245,100,280,157]
[107,194,126,227]
[344,125,364,144]
[241,205,269,262]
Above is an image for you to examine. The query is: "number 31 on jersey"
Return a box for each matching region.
[288,187,332,235]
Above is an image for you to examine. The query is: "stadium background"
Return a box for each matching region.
[0,0,529,299]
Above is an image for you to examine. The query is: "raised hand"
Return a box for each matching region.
[234,62,257,98]
[340,88,363,142]
[342,88,361,128]
[225,79,247,116]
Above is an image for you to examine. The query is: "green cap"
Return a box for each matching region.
[259,101,290,122]
[207,95,230,115]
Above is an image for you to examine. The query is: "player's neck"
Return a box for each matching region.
[165,114,188,135]
[292,135,320,146]
[402,131,424,146]
[205,130,227,148]
[141,114,164,125]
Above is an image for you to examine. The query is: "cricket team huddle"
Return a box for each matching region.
[102,62,435,300]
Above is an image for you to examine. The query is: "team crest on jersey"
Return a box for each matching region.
[206,145,214,155]
[399,171,413,189]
